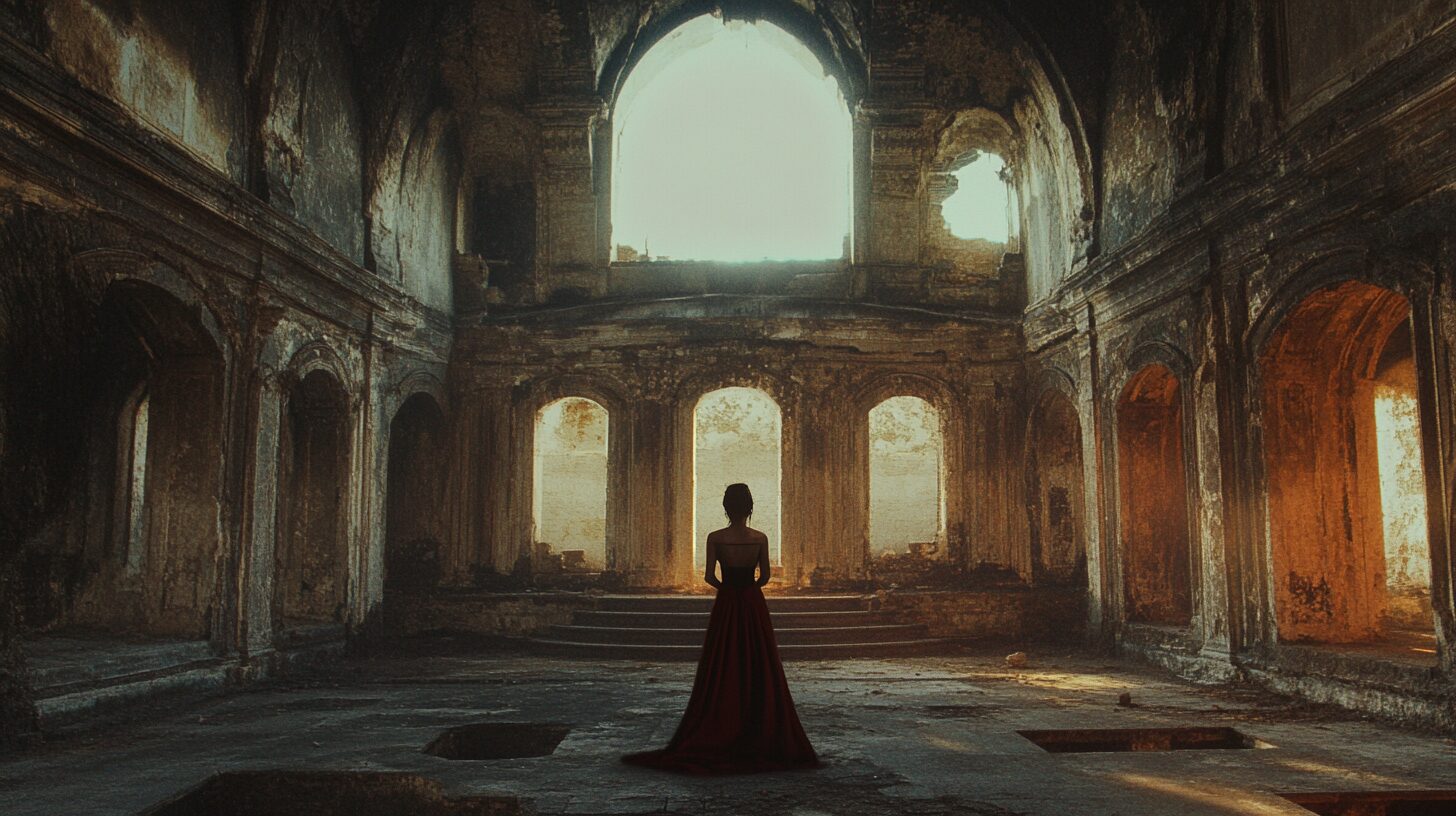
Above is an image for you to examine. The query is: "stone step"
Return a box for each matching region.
[544,623,929,647]
[529,637,951,661]
[27,638,218,691]
[33,658,231,729]
[595,594,869,613]
[25,637,232,730]
[572,609,885,629]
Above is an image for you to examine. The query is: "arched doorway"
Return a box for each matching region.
[1260,280,1434,656]
[385,392,446,591]
[868,396,946,560]
[1116,364,1193,626]
[1028,390,1086,585]
[693,388,782,570]
[611,14,852,262]
[533,397,610,574]
[276,369,351,630]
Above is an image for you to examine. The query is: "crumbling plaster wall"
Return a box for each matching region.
[254,4,368,264]
[1022,0,1456,719]
[29,0,248,183]
[449,0,1097,315]
[0,0,455,740]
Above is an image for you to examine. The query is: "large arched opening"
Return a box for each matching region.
[532,397,610,574]
[867,396,946,560]
[1116,364,1193,626]
[89,280,227,639]
[693,388,782,571]
[610,14,852,263]
[1260,280,1435,658]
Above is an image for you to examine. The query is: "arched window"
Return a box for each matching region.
[868,396,946,557]
[693,388,782,567]
[612,15,852,262]
[533,398,610,572]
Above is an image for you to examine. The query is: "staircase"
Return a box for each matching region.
[529,594,950,659]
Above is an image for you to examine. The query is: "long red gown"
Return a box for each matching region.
[621,565,820,775]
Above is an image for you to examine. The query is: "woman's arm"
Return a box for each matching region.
[755,536,771,587]
[703,540,723,589]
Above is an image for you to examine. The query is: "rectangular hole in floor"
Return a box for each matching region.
[1018,727,1270,753]
[1281,791,1456,815]
[424,722,571,760]
[140,771,525,816]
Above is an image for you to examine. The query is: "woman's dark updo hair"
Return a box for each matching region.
[722,483,754,522]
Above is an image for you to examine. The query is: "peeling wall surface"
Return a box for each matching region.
[3,0,1456,737]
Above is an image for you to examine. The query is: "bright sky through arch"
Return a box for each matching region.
[942,153,1012,244]
[612,15,853,262]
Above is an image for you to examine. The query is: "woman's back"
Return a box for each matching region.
[709,525,767,570]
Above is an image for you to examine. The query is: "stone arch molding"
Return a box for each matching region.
[283,341,357,400]
[526,374,632,421]
[386,370,449,422]
[1029,366,1079,413]
[677,370,796,418]
[1115,341,1194,404]
[597,0,868,108]
[72,248,235,367]
[1245,247,1434,360]
[854,372,959,421]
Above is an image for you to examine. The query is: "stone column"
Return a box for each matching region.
[625,394,675,587]
[238,366,284,657]
[531,95,606,302]
[862,100,930,268]
[1412,280,1455,671]
[1078,302,1116,643]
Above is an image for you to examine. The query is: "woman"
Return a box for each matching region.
[622,483,820,774]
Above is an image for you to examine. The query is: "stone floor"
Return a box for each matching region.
[2,642,1454,815]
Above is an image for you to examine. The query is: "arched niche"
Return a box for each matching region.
[1259,279,1435,654]
[1027,387,1086,586]
[275,368,352,629]
[1116,363,1193,626]
[385,392,447,592]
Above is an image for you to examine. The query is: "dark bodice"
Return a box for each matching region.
[720,564,757,587]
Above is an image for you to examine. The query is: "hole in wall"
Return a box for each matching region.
[141,772,526,816]
[1017,727,1269,753]
[423,723,571,760]
[939,152,1014,244]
